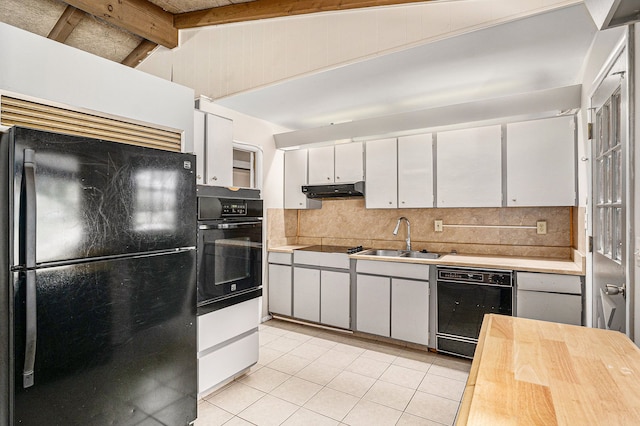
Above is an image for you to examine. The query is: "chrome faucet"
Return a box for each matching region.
[392,217,411,251]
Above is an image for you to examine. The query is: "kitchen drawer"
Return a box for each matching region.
[517,272,581,294]
[198,331,258,396]
[198,297,260,352]
[356,259,430,281]
[294,250,350,269]
[268,252,292,265]
[517,290,582,326]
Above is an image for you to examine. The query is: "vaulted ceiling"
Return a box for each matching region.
[0,0,434,67]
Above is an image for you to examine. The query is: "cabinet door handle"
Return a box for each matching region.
[211,176,217,181]
[336,176,340,180]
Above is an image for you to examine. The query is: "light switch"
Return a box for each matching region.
[536,220,547,235]
[434,220,443,232]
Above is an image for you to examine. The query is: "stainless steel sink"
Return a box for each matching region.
[366,249,406,257]
[403,251,440,259]
[359,249,440,259]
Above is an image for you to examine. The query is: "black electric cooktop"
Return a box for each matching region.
[297,245,366,254]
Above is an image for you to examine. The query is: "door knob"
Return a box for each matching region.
[605,283,626,298]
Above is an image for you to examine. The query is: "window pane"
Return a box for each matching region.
[232,148,255,188]
[602,102,610,152]
[613,148,622,203]
[604,207,612,257]
[613,92,621,148]
[613,207,622,262]
[596,109,603,155]
[597,158,604,204]
[604,155,611,203]
[597,207,605,254]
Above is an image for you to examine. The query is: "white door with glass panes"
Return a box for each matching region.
[591,45,628,334]
[506,116,576,206]
[366,138,397,208]
[335,142,364,183]
[398,134,433,208]
[436,126,502,207]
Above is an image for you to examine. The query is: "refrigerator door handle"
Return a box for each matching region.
[23,148,37,388]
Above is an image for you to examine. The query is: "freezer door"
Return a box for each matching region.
[10,127,196,266]
[12,250,197,425]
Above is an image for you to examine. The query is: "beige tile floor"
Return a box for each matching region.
[196,319,471,426]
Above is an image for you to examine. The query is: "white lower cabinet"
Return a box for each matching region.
[293,267,321,322]
[292,266,350,328]
[356,260,430,345]
[268,263,292,316]
[197,297,260,396]
[356,274,391,337]
[320,270,351,329]
[516,272,582,326]
[268,252,293,316]
[391,278,429,345]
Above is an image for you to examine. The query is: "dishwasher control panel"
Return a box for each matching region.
[437,268,513,286]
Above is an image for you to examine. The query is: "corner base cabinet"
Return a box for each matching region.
[516,272,582,326]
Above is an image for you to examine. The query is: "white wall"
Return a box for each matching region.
[0,23,195,146]
[138,0,579,100]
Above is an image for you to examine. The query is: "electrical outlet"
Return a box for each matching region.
[536,220,547,235]
[434,220,443,232]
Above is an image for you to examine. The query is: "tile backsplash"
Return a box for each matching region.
[268,199,576,259]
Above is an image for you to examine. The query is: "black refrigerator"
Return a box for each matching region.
[0,127,197,425]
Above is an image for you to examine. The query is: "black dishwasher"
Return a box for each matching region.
[436,267,513,358]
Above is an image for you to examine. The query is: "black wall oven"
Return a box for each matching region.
[436,267,513,358]
[197,186,263,315]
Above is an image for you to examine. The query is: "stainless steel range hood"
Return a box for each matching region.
[302,181,365,199]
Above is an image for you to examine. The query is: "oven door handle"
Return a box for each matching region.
[199,221,263,230]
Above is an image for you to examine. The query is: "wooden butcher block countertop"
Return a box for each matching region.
[457,315,640,425]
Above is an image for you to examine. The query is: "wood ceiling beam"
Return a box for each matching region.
[48,5,86,43]
[175,0,433,29]
[121,40,158,67]
[62,0,178,48]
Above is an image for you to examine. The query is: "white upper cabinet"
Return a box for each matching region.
[193,111,233,187]
[308,145,334,184]
[335,142,364,183]
[284,149,321,209]
[437,125,502,207]
[365,138,398,208]
[308,142,363,185]
[193,110,206,185]
[506,116,576,206]
[398,134,433,208]
[205,113,233,187]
